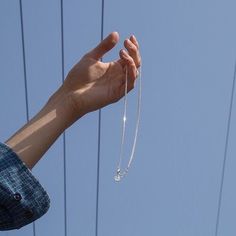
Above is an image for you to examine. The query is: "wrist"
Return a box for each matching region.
[46,86,84,129]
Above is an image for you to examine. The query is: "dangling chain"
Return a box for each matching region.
[114,65,142,182]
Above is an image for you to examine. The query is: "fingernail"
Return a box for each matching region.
[122,49,127,55]
[131,35,136,40]
[126,39,132,47]
[127,39,131,43]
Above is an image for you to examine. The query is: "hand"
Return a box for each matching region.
[5,32,141,169]
[61,32,141,120]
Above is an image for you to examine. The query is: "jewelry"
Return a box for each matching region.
[114,65,142,182]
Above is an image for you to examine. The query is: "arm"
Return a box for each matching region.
[5,89,73,169]
[5,32,141,169]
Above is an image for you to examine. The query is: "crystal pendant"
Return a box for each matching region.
[114,169,122,182]
[114,174,121,182]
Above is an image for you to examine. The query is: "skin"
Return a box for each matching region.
[5,32,141,169]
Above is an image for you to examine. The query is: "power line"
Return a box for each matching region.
[19,1,36,235]
[215,60,236,236]
[19,0,29,122]
[95,1,105,236]
[60,1,67,236]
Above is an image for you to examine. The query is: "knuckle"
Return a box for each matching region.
[126,56,133,64]
[129,45,137,53]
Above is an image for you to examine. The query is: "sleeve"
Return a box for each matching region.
[0,142,50,231]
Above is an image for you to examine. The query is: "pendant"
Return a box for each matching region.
[114,169,122,182]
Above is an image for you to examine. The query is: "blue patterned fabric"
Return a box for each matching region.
[0,142,50,231]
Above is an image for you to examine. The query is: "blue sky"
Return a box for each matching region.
[1,0,236,236]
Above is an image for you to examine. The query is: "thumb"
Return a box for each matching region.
[86,32,119,60]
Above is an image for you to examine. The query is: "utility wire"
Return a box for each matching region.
[19,0,29,122]
[19,1,36,235]
[60,1,67,236]
[95,1,105,236]
[215,60,236,236]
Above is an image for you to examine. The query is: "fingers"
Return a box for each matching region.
[119,49,137,87]
[124,35,141,68]
[86,32,119,60]
[118,35,141,68]
[117,35,141,83]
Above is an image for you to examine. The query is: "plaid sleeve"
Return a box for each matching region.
[0,142,50,231]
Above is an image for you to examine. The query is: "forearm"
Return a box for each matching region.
[5,88,78,169]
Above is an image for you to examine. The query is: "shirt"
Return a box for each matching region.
[0,142,50,231]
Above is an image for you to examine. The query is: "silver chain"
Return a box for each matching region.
[114,65,142,182]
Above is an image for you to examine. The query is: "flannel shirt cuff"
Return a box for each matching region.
[0,142,50,231]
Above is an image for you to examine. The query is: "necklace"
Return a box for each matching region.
[114,65,142,182]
